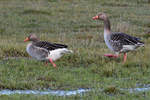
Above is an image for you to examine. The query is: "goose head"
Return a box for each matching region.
[24,34,39,42]
[92,13,108,21]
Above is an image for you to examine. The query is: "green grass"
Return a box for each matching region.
[0,0,150,99]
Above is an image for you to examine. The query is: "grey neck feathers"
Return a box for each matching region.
[32,39,40,43]
[103,19,111,31]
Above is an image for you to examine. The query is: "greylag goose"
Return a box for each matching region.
[24,34,73,67]
[92,13,144,63]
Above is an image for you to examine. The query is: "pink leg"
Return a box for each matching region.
[123,53,127,63]
[104,54,119,58]
[49,58,57,68]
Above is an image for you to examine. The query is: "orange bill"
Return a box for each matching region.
[92,15,99,20]
[24,37,29,42]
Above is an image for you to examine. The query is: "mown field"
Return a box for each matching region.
[0,0,150,99]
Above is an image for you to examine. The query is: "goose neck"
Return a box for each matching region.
[103,19,111,35]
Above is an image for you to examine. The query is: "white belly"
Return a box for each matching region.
[47,48,70,61]
[120,45,136,52]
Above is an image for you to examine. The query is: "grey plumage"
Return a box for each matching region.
[26,43,49,60]
[93,12,144,63]
[109,32,144,53]
[33,41,68,51]
[25,34,72,61]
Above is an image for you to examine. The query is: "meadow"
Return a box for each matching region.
[0,0,150,99]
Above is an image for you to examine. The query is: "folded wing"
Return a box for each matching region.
[111,32,144,46]
[34,41,68,51]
